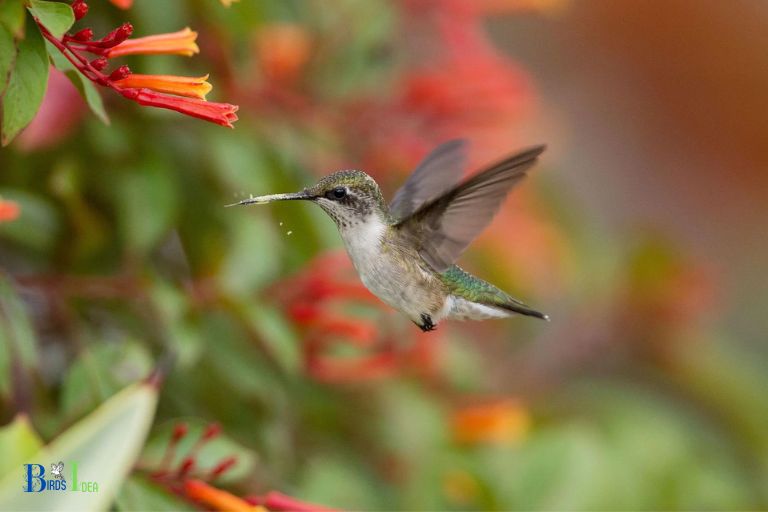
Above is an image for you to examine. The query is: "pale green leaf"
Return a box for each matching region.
[1,14,48,146]
[0,415,44,478]
[27,0,73,39]
[0,381,159,511]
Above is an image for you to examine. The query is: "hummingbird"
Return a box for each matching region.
[229,140,548,331]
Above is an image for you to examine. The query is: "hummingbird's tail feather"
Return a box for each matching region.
[494,300,549,321]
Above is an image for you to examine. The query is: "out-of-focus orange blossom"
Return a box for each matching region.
[254,24,313,86]
[452,399,531,444]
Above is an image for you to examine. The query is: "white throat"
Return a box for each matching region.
[339,214,387,269]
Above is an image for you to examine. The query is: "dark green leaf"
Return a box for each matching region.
[0,0,25,37]
[1,14,48,146]
[114,162,178,255]
[0,274,38,398]
[61,341,153,420]
[27,0,73,39]
[0,24,15,97]
[0,188,61,253]
[115,476,195,512]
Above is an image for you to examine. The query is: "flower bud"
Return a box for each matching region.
[109,65,131,81]
[98,22,133,48]
[90,57,108,71]
[72,28,93,41]
[72,0,88,21]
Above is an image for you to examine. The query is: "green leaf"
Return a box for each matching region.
[45,40,108,124]
[0,188,61,253]
[0,381,159,511]
[0,415,44,478]
[0,0,26,37]
[114,162,178,256]
[0,273,39,398]
[61,341,153,420]
[141,419,258,484]
[27,0,73,39]
[1,14,48,146]
[115,475,194,512]
[0,24,15,97]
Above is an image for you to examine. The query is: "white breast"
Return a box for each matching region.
[339,215,408,310]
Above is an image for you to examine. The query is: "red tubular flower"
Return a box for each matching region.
[92,22,133,48]
[124,88,238,127]
[106,27,199,58]
[35,10,237,128]
[114,74,212,99]
[248,491,340,512]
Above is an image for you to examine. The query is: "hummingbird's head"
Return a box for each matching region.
[228,170,387,228]
[306,170,386,227]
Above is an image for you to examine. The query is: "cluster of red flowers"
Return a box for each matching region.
[35,0,238,127]
[146,421,336,512]
[275,251,441,382]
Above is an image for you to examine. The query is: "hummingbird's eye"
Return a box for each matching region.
[327,187,347,200]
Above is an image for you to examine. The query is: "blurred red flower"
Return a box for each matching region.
[275,251,442,382]
[0,199,20,223]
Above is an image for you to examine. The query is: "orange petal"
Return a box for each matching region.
[109,0,133,9]
[452,400,530,444]
[106,27,199,58]
[184,479,265,512]
[114,74,212,99]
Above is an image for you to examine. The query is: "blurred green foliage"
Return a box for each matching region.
[1,0,767,510]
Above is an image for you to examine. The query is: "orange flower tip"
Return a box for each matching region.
[114,74,212,100]
[0,200,20,222]
[109,0,134,9]
[106,27,199,58]
[184,480,261,512]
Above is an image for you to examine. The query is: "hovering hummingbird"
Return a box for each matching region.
[229,140,548,331]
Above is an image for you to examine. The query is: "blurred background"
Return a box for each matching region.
[1,0,767,510]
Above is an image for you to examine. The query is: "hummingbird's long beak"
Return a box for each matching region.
[225,191,311,207]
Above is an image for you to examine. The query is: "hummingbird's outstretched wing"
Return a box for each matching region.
[396,145,545,272]
[389,139,467,220]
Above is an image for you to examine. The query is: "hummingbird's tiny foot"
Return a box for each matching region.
[418,313,436,332]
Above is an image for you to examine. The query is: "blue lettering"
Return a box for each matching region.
[23,464,46,492]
